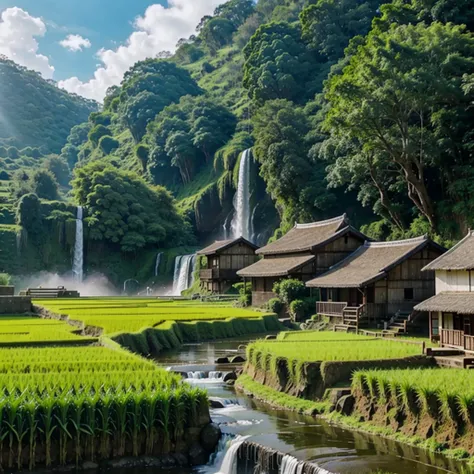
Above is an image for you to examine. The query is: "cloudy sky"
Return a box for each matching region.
[0,0,224,101]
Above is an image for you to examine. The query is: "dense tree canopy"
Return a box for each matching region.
[0,57,97,154]
[72,162,191,252]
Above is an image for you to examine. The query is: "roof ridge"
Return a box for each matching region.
[294,214,347,229]
[364,235,427,248]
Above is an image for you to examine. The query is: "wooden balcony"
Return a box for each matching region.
[199,269,238,281]
[465,335,474,352]
[441,329,464,349]
[316,301,348,317]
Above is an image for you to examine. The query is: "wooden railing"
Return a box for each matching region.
[464,335,474,352]
[441,329,464,348]
[316,301,347,317]
[199,269,238,280]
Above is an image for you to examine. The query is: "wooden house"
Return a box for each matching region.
[237,215,367,306]
[198,237,259,293]
[415,231,474,351]
[307,236,445,331]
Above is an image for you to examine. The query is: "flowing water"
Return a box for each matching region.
[172,254,197,295]
[155,339,465,474]
[231,149,254,241]
[72,206,84,282]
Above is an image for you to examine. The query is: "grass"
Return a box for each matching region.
[276,331,377,342]
[0,345,207,469]
[35,298,270,335]
[237,374,330,414]
[0,316,87,343]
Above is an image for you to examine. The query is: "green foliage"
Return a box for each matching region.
[99,136,119,155]
[0,273,10,285]
[0,57,96,154]
[88,124,111,146]
[266,297,283,314]
[30,169,59,200]
[43,155,70,187]
[233,281,252,307]
[289,299,310,322]
[72,162,191,252]
[275,278,307,305]
[324,21,474,232]
[135,144,150,173]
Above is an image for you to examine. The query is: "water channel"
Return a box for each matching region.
[148,338,464,474]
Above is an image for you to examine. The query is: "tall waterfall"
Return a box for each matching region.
[231,149,253,241]
[72,206,84,282]
[154,252,163,277]
[172,254,196,296]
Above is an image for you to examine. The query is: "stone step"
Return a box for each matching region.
[434,356,465,369]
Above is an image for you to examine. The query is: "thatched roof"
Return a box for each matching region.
[423,230,474,271]
[307,236,441,288]
[197,237,258,256]
[415,292,474,314]
[256,214,366,256]
[237,255,315,278]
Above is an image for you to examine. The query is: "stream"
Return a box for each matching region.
[156,338,465,474]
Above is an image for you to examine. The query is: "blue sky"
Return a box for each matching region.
[0,1,223,100]
[0,0,165,81]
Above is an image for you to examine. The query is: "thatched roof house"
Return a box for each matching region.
[415,231,474,350]
[307,236,445,330]
[197,237,258,293]
[237,215,367,306]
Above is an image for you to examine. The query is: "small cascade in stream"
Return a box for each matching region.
[231,149,254,241]
[235,442,333,474]
[154,252,163,277]
[72,206,84,282]
[172,254,196,295]
[216,435,250,474]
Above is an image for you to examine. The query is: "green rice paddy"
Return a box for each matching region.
[35,298,269,335]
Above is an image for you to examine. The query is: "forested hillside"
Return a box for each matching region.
[4,0,474,285]
[0,57,97,154]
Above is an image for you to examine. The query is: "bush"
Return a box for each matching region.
[99,135,120,155]
[275,279,307,305]
[0,171,9,180]
[266,297,283,314]
[0,273,11,285]
[233,282,252,307]
[289,299,308,322]
[31,169,59,200]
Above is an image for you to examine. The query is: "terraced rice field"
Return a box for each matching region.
[36,298,268,335]
[0,316,89,343]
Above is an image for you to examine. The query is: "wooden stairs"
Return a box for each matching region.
[334,305,367,332]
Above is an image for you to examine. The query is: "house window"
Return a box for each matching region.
[366,286,375,304]
[404,288,414,300]
[344,235,349,245]
[431,313,439,336]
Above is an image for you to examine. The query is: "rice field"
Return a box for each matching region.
[353,368,474,424]
[0,316,88,343]
[0,345,207,469]
[35,298,269,335]
[276,331,376,342]
[248,338,423,364]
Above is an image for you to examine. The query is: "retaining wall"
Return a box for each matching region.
[0,296,31,314]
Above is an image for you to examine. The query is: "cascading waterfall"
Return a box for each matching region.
[72,206,84,282]
[172,254,197,295]
[231,149,253,240]
[154,252,163,277]
[216,436,250,474]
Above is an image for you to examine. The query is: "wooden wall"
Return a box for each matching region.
[436,270,473,293]
[314,234,364,274]
[215,243,257,270]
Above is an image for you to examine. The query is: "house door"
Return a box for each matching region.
[348,289,361,306]
[464,316,472,336]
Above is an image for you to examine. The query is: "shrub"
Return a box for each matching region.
[275,279,307,304]
[0,273,11,285]
[99,135,120,154]
[267,297,283,314]
[233,282,252,307]
[0,170,9,180]
[289,299,308,322]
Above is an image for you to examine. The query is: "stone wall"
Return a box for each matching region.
[0,296,32,314]
[0,286,14,296]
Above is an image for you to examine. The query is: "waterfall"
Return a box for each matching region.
[154,252,163,277]
[72,206,84,283]
[231,149,253,240]
[172,254,196,296]
[216,436,250,474]
[279,455,331,474]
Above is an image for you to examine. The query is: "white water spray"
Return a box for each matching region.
[72,206,84,282]
[280,455,331,474]
[231,149,253,240]
[172,254,196,295]
[215,435,250,474]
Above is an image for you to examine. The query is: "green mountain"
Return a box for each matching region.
[0,57,97,155]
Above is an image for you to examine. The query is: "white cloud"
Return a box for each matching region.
[59,0,224,102]
[60,34,91,52]
[0,7,54,79]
